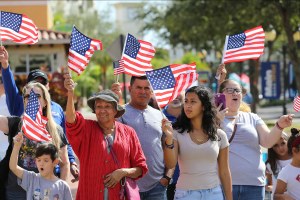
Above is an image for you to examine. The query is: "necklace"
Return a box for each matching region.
[100,125,115,135]
[189,131,208,144]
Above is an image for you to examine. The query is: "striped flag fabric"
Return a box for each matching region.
[121,33,155,76]
[113,60,125,75]
[22,90,51,142]
[222,26,265,64]
[145,63,198,108]
[0,11,38,44]
[67,26,102,75]
[294,96,300,112]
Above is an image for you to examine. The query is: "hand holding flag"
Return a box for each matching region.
[222,26,265,64]
[67,26,102,75]
[22,90,51,142]
[121,33,155,76]
[0,11,38,44]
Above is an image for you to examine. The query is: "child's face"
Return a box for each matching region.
[272,138,288,158]
[35,154,57,177]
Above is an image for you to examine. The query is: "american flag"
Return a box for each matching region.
[145,63,198,108]
[67,26,102,75]
[22,90,51,142]
[113,60,125,75]
[121,33,155,76]
[222,26,265,64]
[0,11,38,44]
[294,96,300,112]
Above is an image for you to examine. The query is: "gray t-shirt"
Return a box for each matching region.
[119,104,165,192]
[174,129,229,190]
[18,170,72,200]
[221,111,265,186]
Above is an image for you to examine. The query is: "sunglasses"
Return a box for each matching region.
[223,88,242,94]
[23,93,42,99]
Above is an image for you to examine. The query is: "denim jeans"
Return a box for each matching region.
[232,185,265,200]
[140,182,167,200]
[174,185,224,200]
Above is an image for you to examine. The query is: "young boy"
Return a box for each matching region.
[10,133,73,200]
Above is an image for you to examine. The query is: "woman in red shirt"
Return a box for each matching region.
[64,73,148,200]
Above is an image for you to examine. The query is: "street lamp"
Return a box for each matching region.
[293,26,300,49]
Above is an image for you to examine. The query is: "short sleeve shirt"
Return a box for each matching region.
[18,170,73,200]
[174,129,229,190]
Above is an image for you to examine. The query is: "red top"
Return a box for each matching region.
[66,112,148,200]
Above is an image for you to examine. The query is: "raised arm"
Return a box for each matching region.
[9,132,24,179]
[64,73,76,124]
[0,46,24,116]
[162,118,178,169]
[257,114,293,148]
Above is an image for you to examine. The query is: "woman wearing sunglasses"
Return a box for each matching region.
[217,78,293,200]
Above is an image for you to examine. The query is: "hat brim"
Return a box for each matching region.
[87,94,125,118]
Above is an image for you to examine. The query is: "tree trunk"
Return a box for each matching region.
[249,60,260,113]
[275,2,300,94]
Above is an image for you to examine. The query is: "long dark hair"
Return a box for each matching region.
[173,86,220,141]
[265,133,289,176]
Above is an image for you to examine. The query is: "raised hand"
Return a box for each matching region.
[0,46,9,68]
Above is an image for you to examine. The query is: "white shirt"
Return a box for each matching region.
[277,163,300,200]
[0,94,10,161]
[266,159,291,199]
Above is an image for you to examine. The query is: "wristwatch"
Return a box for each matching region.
[163,175,172,184]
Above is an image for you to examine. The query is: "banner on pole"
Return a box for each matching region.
[261,62,281,99]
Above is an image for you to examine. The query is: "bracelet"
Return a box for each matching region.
[275,122,284,131]
[163,175,171,183]
[165,140,174,149]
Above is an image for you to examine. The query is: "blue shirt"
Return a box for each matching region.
[1,66,76,165]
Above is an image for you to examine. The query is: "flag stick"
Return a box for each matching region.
[216,35,229,80]
[116,74,119,83]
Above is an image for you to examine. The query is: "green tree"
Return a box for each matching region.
[142,0,300,111]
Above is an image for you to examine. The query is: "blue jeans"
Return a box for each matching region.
[174,185,224,200]
[232,185,265,200]
[140,182,167,200]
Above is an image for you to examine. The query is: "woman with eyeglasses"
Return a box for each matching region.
[217,78,294,200]
[0,82,69,200]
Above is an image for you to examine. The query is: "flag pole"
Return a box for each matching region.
[114,34,128,84]
[147,78,165,118]
[216,35,229,80]
[0,12,2,47]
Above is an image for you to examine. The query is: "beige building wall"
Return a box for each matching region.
[0,0,53,29]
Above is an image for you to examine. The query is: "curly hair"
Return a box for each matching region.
[173,86,220,141]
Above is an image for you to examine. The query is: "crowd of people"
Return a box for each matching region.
[0,44,299,200]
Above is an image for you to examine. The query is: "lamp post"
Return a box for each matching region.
[282,45,287,115]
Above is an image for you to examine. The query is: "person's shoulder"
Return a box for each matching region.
[51,101,63,111]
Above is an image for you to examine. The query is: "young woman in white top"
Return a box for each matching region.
[162,86,232,200]
[265,133,292,199]
[275,128,300,200]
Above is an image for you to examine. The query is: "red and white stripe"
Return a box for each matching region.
[0,13,38,44]
[122,39,156,76]
[294,96,300,112]
[223,26,265,64]
[68,39,102,75]
[154,63,197,108]
[22,107,51,142]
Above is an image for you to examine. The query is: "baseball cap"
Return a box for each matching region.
[27,69,48,85]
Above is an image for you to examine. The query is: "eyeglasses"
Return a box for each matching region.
[23,93,42,99]
[223,88,242,94]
